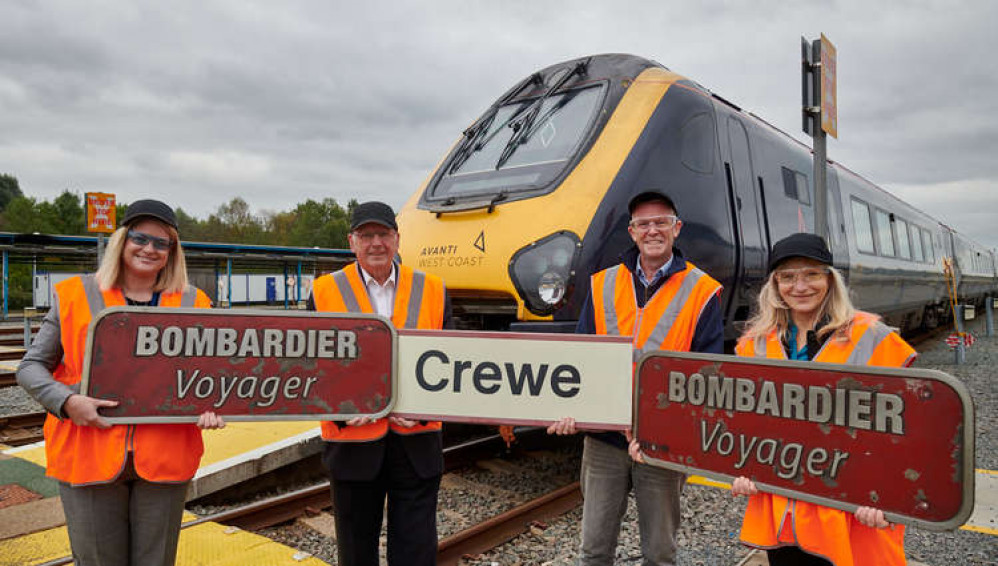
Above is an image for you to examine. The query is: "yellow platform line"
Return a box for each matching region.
[3,421,321,470]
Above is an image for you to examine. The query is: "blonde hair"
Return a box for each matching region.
[95,222,189,293]
[742,265,858,343]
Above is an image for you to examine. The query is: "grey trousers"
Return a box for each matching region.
[58,457,189,566]
[578,436,686,566]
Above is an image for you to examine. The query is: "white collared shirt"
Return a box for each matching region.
[358,264,397,318]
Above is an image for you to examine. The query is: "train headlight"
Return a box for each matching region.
[508,231,581,316]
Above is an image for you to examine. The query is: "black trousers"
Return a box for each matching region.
[330,434,441,566]
[767,546,834,566]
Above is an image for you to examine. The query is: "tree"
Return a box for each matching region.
[43,190,86,235]
[0,174,23,212]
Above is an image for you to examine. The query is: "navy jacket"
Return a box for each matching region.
[576,246,724,448]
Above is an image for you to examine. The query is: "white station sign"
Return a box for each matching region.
[394,330,634,430]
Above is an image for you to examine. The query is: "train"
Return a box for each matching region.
[396,53,998,341]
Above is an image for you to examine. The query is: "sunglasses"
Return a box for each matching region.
[127,229,172,251]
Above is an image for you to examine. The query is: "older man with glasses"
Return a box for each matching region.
[308,201,453,566]
[548,191,724,566]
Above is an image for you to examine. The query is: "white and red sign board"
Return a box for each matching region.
[393,330,633,429]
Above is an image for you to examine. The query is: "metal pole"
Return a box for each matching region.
[986,295,995,338]
[813,130,828,240]
[2,250,7,321]
[97,233,105,267]
[955,304,966,365]
[226,258,232,310]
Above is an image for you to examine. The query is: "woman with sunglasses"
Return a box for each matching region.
[17,199,224,566]
[729,233,915,566]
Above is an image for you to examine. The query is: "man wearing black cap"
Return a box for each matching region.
[548,191,724,566]
[308,201,452,566]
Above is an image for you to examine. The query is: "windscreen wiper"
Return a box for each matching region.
[496,58,590,169]
[448,73,543,174]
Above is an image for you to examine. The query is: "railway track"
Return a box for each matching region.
[0,410,45,446]
[35,431,583,566]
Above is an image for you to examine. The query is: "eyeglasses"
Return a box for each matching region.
[774,267,830,286]
[629,215,679,232]
[127,230,172,251]
[352,229,396,243]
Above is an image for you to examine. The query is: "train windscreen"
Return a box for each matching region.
[428,84,605,199]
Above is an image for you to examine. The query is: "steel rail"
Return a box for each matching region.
[0,410,46,446]
[436,481,581,566]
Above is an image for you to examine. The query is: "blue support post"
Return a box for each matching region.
[2,250,7,321]
[296,261,303,307]
[987,295,995,338]
[226,258,233,309]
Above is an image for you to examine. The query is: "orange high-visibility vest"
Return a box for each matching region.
[314,262,445,441]
[591,261,721,359]
[43,275,211,486]
[734,312,915,566]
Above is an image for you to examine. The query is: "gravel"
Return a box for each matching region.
[0,380,42,416]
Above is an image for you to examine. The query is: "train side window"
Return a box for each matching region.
[910,224,924,262]
[680,113,715,174]
[781,167,798,199]
[895,218,911,260]
[795,172,810,204]
[851,198,875,254]
[921,229,935,263]
[874,209,895,257]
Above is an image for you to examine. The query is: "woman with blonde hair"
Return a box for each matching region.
[730,233,915,566]
[18,199,224,566]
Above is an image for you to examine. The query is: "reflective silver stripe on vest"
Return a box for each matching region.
[846,321,893,365]
[332,271,361,312]
[754,335,768,358]
[180,286,197,307]
[640,268,706,355]
[601,265,622,336]
[404,271,426,329]
[80,275,106,316]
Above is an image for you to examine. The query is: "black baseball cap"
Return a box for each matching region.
[768,233,833,273]
[350,201,398,231]
[121,199,178,230]
[628,191,678,216]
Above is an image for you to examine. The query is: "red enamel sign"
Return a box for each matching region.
[634,351,975,531]
[81,307,396,423]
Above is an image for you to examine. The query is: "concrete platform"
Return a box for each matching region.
[4,420,323,501]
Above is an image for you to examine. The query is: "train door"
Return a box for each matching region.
[725,116,767,323]
[825,169,850,273]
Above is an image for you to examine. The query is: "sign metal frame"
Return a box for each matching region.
[393,329,634,429]
[81,307,398,424]
[633,350,975,531]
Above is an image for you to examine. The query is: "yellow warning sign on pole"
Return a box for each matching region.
[86,192,116,233]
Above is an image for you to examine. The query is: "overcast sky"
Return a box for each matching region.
[2,1,996,248]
